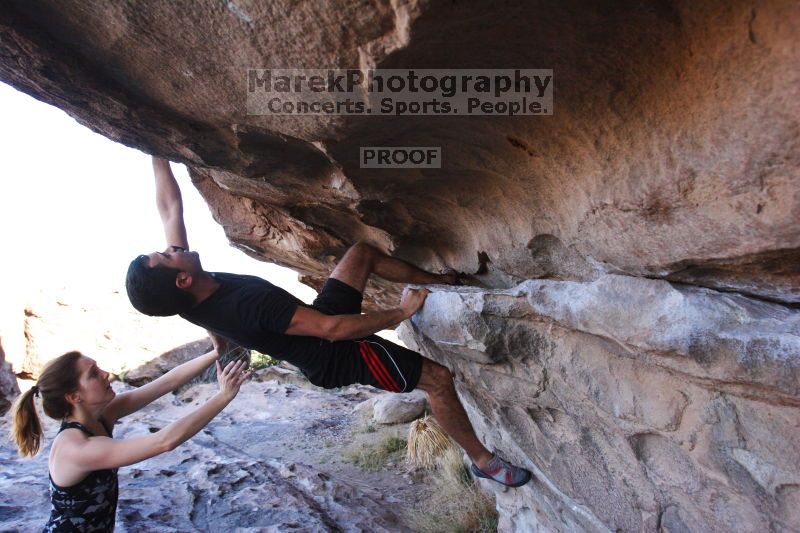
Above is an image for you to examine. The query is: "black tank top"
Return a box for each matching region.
[44,420,118,532]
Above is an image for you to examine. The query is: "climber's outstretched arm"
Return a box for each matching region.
[153,156,189,250]
[284,287,429,341]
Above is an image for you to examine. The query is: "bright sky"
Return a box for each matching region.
[0,81,316,302]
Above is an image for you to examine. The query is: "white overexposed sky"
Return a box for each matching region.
[0,81,317,302]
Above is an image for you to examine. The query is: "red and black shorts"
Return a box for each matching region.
[301,277,423,392]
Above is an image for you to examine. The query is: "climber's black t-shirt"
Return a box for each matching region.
[180,271,423,392]
[181,272,368,373]
[180,272,328,371]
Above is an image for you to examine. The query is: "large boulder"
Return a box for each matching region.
[0,1,798,530]
[402,277,800,531]
[373,390,428,424]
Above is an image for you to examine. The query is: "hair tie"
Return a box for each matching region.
[31,385,40,398]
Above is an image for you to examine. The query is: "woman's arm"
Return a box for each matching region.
[104,333,235,422]
[58,360,250,473]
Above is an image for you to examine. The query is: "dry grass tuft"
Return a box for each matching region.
[407,416,453,469]
[405,446,498,532]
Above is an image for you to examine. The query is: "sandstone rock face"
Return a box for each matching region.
[0,1,798,531]
[401,277,800,532]
[1,1,797,305]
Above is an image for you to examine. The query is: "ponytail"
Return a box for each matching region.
[11,386,43,457]
[9,351,82,457]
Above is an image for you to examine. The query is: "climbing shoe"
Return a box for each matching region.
[471,454,532,488]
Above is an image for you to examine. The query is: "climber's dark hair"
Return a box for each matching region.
[125,255,195,316]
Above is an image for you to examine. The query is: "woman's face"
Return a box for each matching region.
[73,356,116,406]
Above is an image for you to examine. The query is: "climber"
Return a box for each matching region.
[10,339,250,531]
[125,156,532,488]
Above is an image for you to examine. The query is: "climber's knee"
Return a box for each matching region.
[417,358,454,397]
[346,241,378,263]
[329,241,379,292]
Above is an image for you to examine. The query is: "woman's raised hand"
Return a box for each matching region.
[215,359,251,399]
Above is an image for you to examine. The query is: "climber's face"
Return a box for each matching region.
[147,245,203,275]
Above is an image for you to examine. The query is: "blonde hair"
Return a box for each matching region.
[11,351,82,457]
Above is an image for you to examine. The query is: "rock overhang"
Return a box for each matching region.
[1,0,797,306]
[1,1,799,530]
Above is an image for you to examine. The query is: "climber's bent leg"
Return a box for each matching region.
[329,241,454,294]
[302,280,423,390]
[415,358,494,469]
[300,333,424,392]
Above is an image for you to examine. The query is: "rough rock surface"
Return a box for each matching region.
[372,390,428,425]
[1,1,797,306]
[0,1,798,531]
[401,276,800,532]
[0,339,20,415]
[0,378,420,531]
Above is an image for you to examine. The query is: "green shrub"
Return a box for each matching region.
[382,436,406,454]
[250,350,280,370]
[346,436,407,471]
